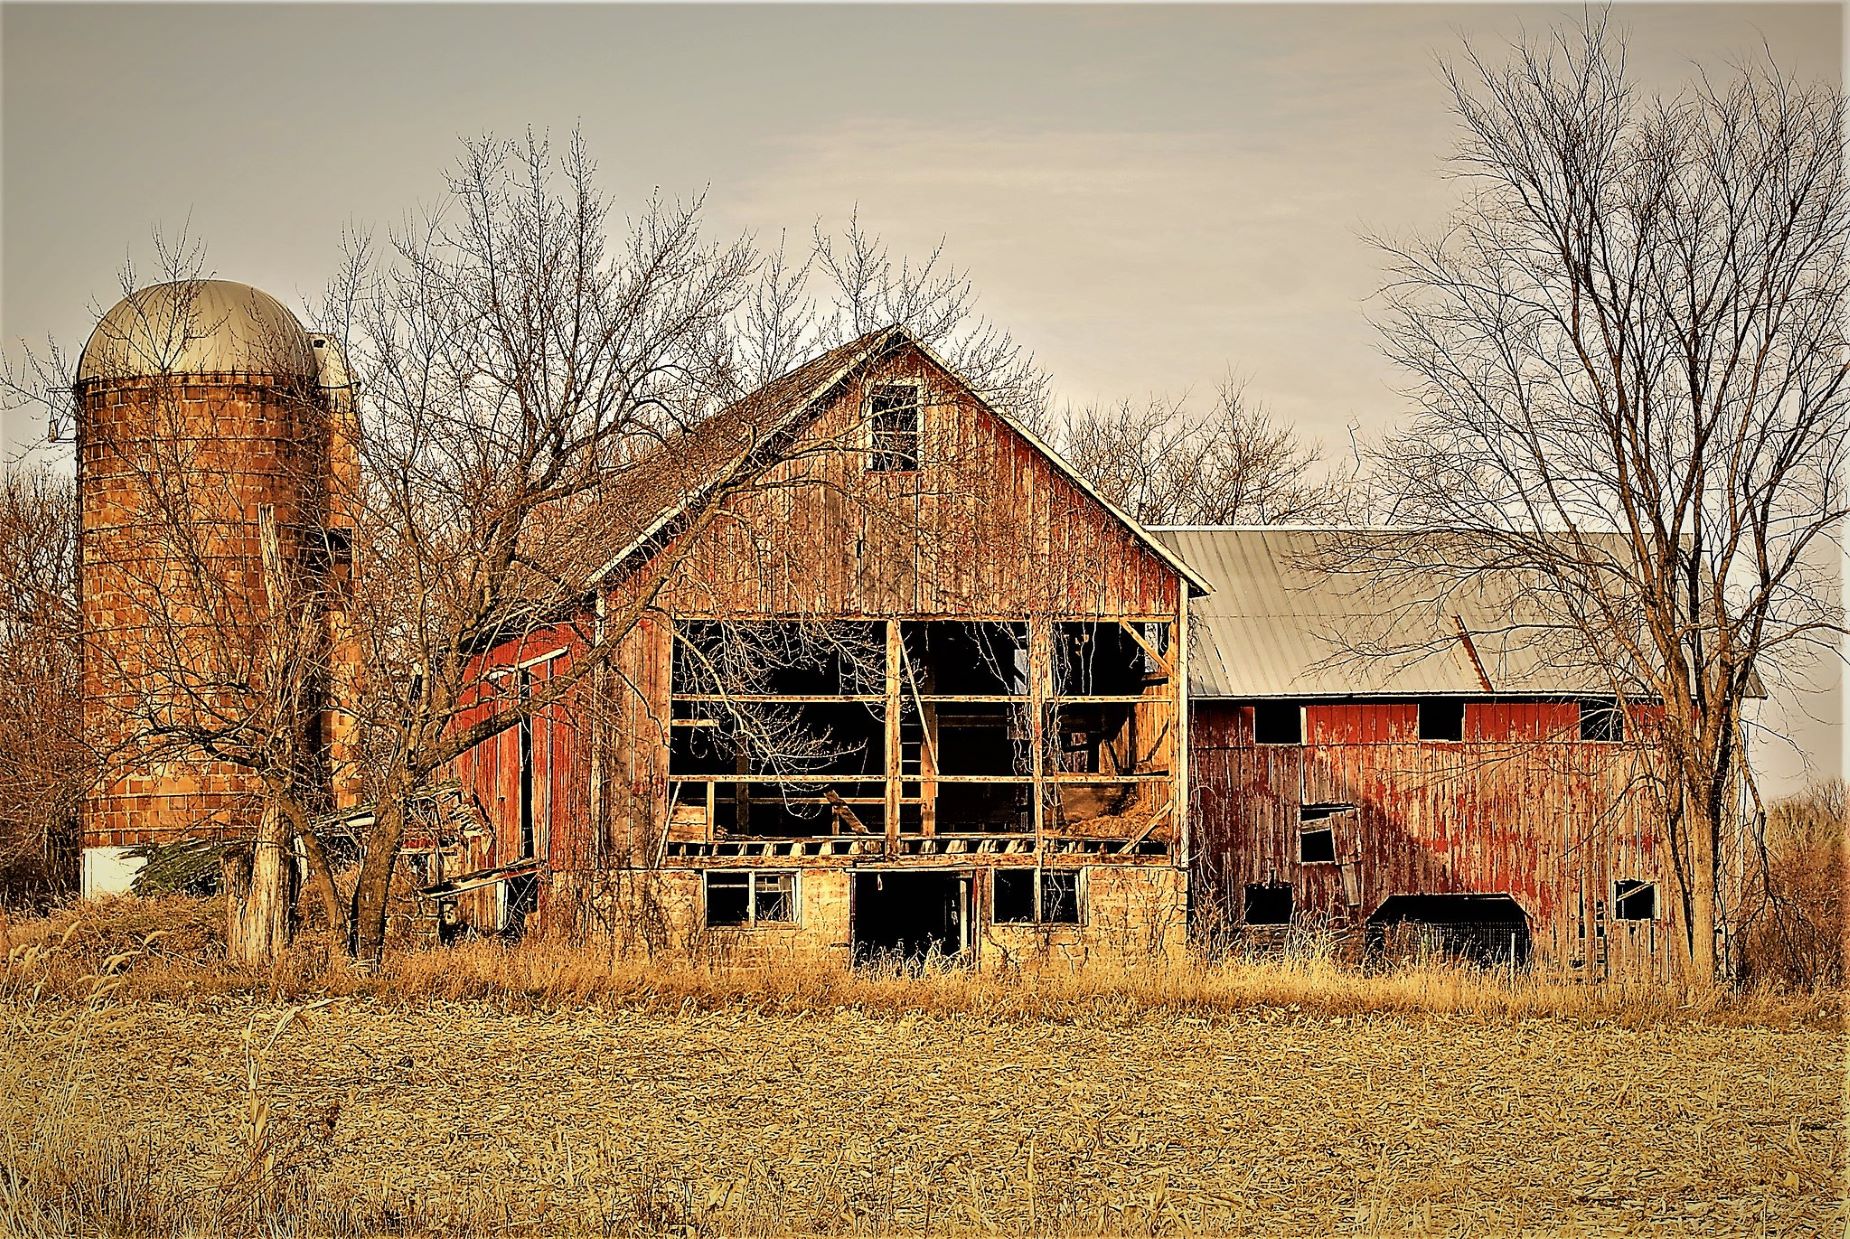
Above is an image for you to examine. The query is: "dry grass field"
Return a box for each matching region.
[0,901,1844,1236]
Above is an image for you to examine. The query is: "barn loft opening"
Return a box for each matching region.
[1243,882,1292,925]
[1366,893,1531,967]
[1417,699,1465,741]
[1253,702,1301,745]
[661,616,1172,846]
[853,869,969,964]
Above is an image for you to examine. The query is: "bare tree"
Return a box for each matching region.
[314,131,877,964]
[1050,378,1346,526]
[1366,18,1848,979]
[0,467,84,905]
[729,211,1053,425]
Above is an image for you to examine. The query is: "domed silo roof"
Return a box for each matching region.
[76,280,317,384]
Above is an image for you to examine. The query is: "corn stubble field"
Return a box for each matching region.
[1,903,1843,1237]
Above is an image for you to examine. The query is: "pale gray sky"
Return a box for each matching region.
[1,2,1841,790]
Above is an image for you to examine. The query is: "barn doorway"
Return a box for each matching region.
[1366,894,1531,968]
[852,870,971,966]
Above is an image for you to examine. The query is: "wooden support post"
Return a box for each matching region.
[885,620,901,853]
[1028,618,1049,879]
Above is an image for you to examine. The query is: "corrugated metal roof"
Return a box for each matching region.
[1153,527,1625,698]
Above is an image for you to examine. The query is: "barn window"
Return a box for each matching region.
[1613,879,1656,921]
[1298,826,1337,864]
[1579,699,1624,743]
[1417,699,1464,741]
[705,871,797,927]
[1253,702,1302,745]
[867,382,921,472]
[992,868,1082,924]
[1244,883,1292,925]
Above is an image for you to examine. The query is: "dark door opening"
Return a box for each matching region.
[852,870,970,966]
[1366,893,1531,967]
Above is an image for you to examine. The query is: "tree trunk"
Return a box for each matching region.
[224,804,296,967]
[351,801,408,966]
[1687,791,1720,983]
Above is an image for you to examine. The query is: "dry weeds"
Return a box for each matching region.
[0,902,1844,1236]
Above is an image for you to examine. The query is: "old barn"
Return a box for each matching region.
[1162,527,1686,981]
[447,325,1208,965]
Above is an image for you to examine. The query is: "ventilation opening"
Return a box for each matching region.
[1366,893,1530,967]
[1243,883,1293,925]
[853,870,970,965]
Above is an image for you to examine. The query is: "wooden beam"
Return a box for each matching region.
[824,789,873,835]
[884,620,901,853]
[1117,619,1173,677]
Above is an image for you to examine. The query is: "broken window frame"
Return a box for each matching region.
[703,870,799,928]
[1612,878,1656,921]
[866,380,923,473]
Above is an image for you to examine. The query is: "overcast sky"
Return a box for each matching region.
[1,2,1841,790]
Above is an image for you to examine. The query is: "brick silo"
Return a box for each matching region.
[75,280,357,894]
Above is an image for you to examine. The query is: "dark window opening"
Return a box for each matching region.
[868,383,921,472]
[1244,883,1293,925]
[993,868,1035,923]
[1418,699,1465,742]
[1613,879,1656,921]
[1298,826,1336,864]
[705,871,796,927]
[991,868,1081,924]
[1253,702,1302,745]
[754,872,796,922]
[704,872,750,926]
[1041,870,1081,923]
[1053,622,1165,696]
[1579,699,1624,743]
[902,621,1028,696]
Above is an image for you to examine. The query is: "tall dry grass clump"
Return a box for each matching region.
[1743,780,1846,990]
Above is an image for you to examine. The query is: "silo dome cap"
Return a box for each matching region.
[76,279,318,383]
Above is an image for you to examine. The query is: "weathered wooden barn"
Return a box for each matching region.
[447,326,1208,965]
[1157,527,1687,981]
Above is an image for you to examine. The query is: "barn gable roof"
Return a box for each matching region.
[561,324,1209,596]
